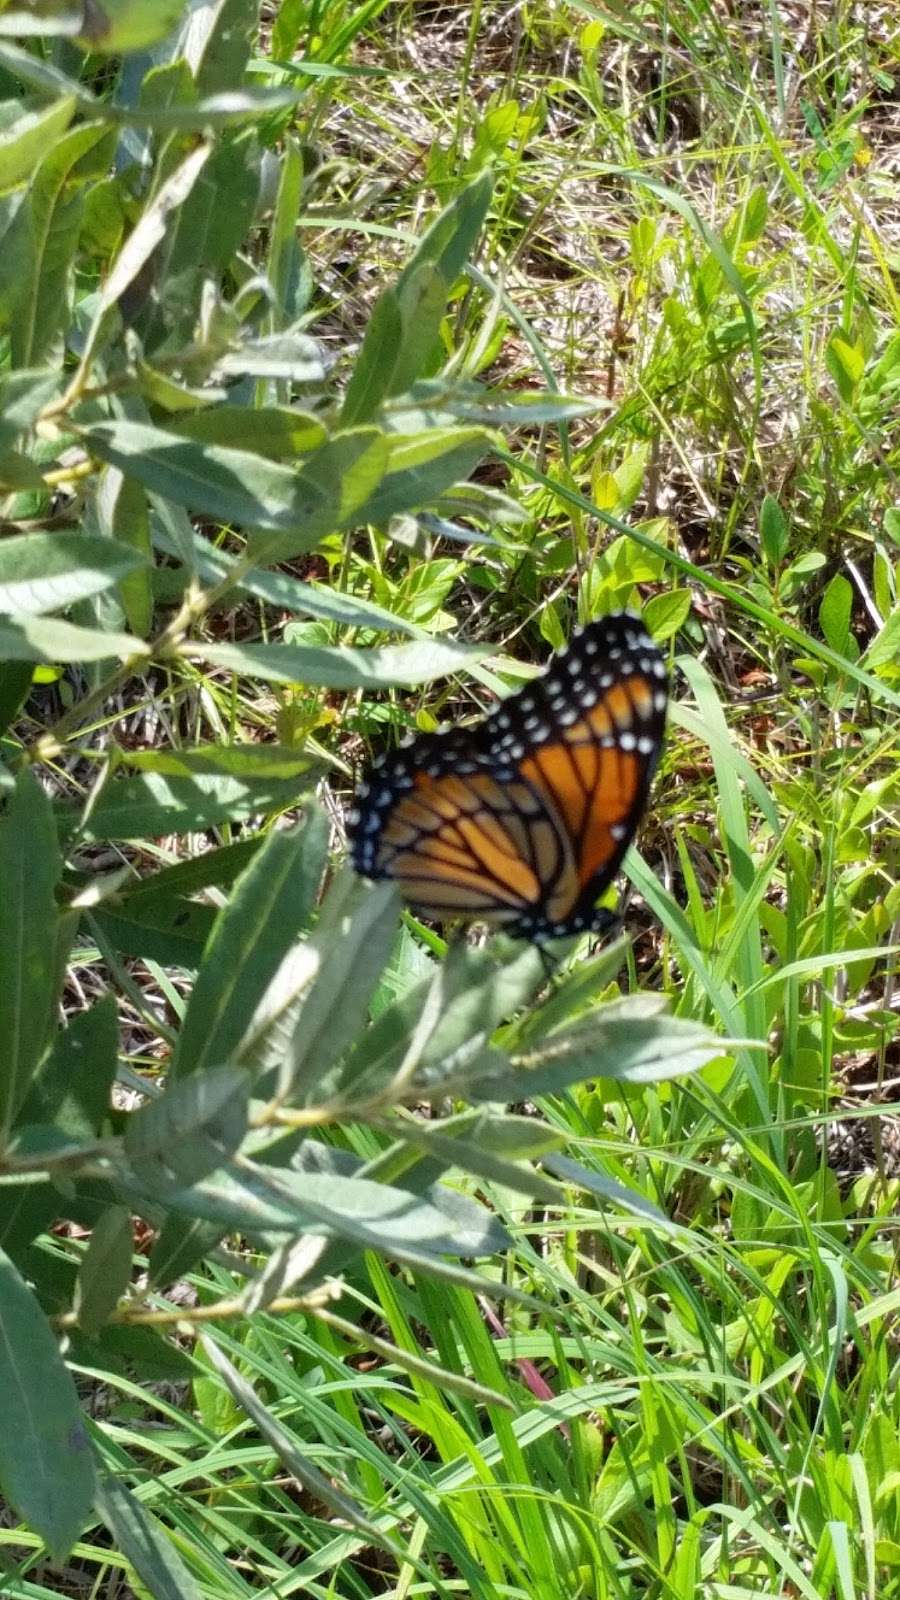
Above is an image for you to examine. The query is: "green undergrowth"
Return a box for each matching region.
[0,2,898,1597]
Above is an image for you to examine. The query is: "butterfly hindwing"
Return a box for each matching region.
[350,613,667,940]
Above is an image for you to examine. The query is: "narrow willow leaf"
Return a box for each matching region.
[122,1160,509,1257]
[470,1003,727,1102]
[10,120,112,366]
[0,95,76,190]
[187,635,484,688]
[95,469,153,636]
[542,1153,672,1228]
[87,142,211,338]
[85,418,333,535]
[152,519,424,634]
[118,835,263,902]
[0,614,144,662]
[242,872,398,1099]
[77,0,185,52]
[212,330,324,382]
[119,744,315,779]
[267,134,305,325]
[172,812,328,1079]
[353,427,491,526]
[0,1248,94,1560]
[91,895,215,968]
[94,1477,203,1600]
[125,1066,249,1185]
[342,171,492,426]
[0,368,62,450]
[24,994,118,1139]
[391,382,598,429]
[0,770,62,1137]
[73,1207,133,1337]
[172,405,326,459]
[61,768,314,844]
[0,660,33,735]
[148,1215,221,1291]
[91,88,306,130]
[335,940,543,1101]
[182,0,256,94]
[0,531,147,617]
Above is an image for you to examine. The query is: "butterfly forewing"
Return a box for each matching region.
[349,612,667,940]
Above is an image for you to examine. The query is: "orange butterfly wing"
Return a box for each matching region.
[350,613,667,940]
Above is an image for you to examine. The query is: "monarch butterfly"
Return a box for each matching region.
[349,612,667,941]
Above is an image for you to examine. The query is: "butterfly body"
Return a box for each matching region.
[349,613,667,940]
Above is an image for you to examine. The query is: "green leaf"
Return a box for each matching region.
[883,508,900,547]
[819,572,855,657]
[114,835,264,902]
[163,134,260,284]
[91,895,216,968]
[0,1247,94,1561]
[84,143,212,359]
[198,1333,395,1554]
[272,0,305,56]
[469,1001,726,1101]
[171,405,327,459]
[152,519,424,635]
[84,418,334,536]
[171,812,328,1079]
[122,1159,509,1257]
[213,329,324,382]
[760,492,788,566]
[826,333,865,402]
[0,613,144,661]
[642,589,691,642]
[59,768,315,844]
[77,0,185,52]
[239,873,399,1099]
[0,531,147,617]
[7,120,112,366]
[95,470,153,637]
[73,1207,133,1338]
[337,940,546,1101]
[118,744,316,780]
[184,0,257,95]
[0,659,33,735]
[355,427,491,526]
[24,995,117,1139]
[125,1066,249,1185]
[267,134,307,325]
[187,635,484,688]
[0,368,62,451]
[0,95,76,191]
[94,1476,204,1600]
[0,770,62,1137]
[863,607,900,672]
[341,171,493,426]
